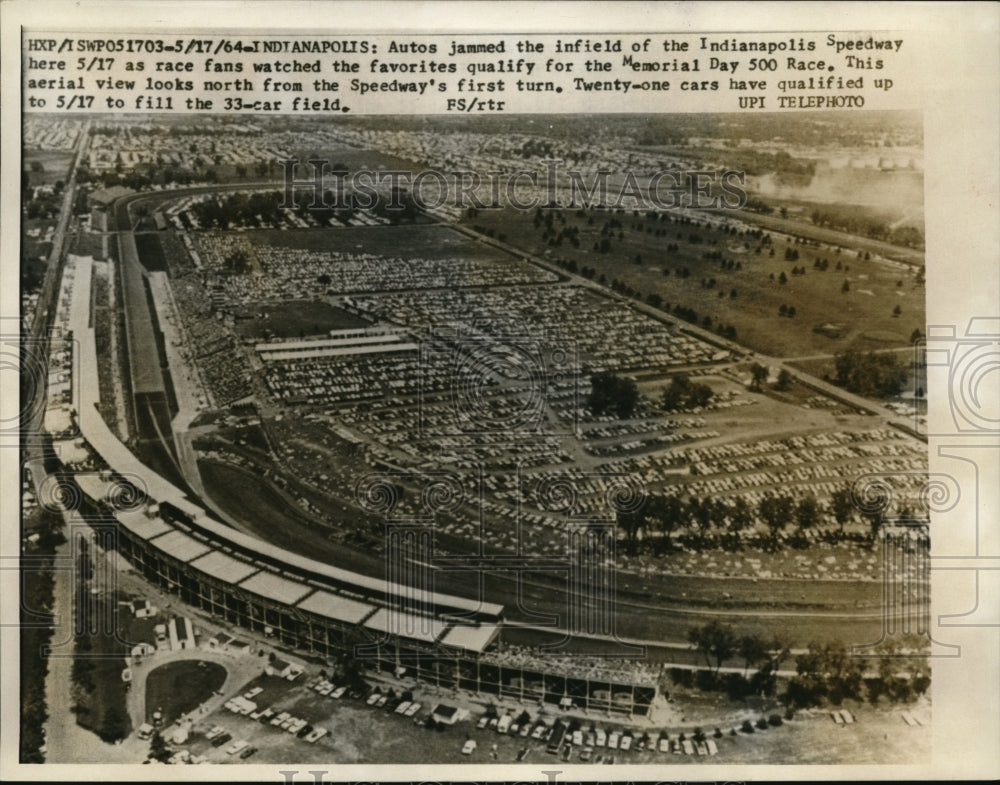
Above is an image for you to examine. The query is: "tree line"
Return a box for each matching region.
[682,622,930,710]
[617,484,882,553]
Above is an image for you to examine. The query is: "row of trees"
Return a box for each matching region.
[683,623,930,710]
[810,207,925,250]
[786,637,930,708]
[617,485,874,553]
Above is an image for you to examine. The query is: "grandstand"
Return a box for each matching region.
[59,253,660,717]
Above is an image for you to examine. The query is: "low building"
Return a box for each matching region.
[266,657,293,678]
[88,185,133,232]
[431,704,468,725]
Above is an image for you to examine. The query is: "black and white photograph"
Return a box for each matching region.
[2,2,998,781]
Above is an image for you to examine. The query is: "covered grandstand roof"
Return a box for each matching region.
[439,624,501,654]
[115,507,173,540]
[150,529,211,562]
[189,550,259,583]
[296,590,376,625]
[363,607,449,645]
[239,571,312,605]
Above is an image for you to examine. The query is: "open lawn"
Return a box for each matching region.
[134,233,168,272]
[461,207,925,359]
[24,150,75,188]
[73,591,133,742]
[145,660,227,725]
[232,300,371,339]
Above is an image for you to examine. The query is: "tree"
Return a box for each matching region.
[149,730,171,762]
[729,496,753,536]
[775,368,793,391]
[616,505,645,552]
[738,634,769,677]
[759,493,794,543]
[688,621,738,674]
[829,486,855,534]
[833,349,908,398]
[588,372,639,419]
[646,494,684,551]
[749,363,769,391]
[785,643,829,708]
[795,495,820,534]
[688,497,715,542]
[662,374,713,411]
[100,702,131,743]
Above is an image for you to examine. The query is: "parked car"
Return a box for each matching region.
[239,746,257,760]
[243,687,263,700]
[211,733,232,748]
[226,739,248,755]
[461,739,477,755]
[305,727,328,743]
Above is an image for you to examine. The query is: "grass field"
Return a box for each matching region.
[134,233,168,272]
[24,150,75,188]
[462,207,925,359]
[145,661,228,726]
[232,301,371,339]
[74,591,132,742]
[244,223,517,263]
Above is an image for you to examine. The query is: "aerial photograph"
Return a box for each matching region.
[19,110,931,766]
